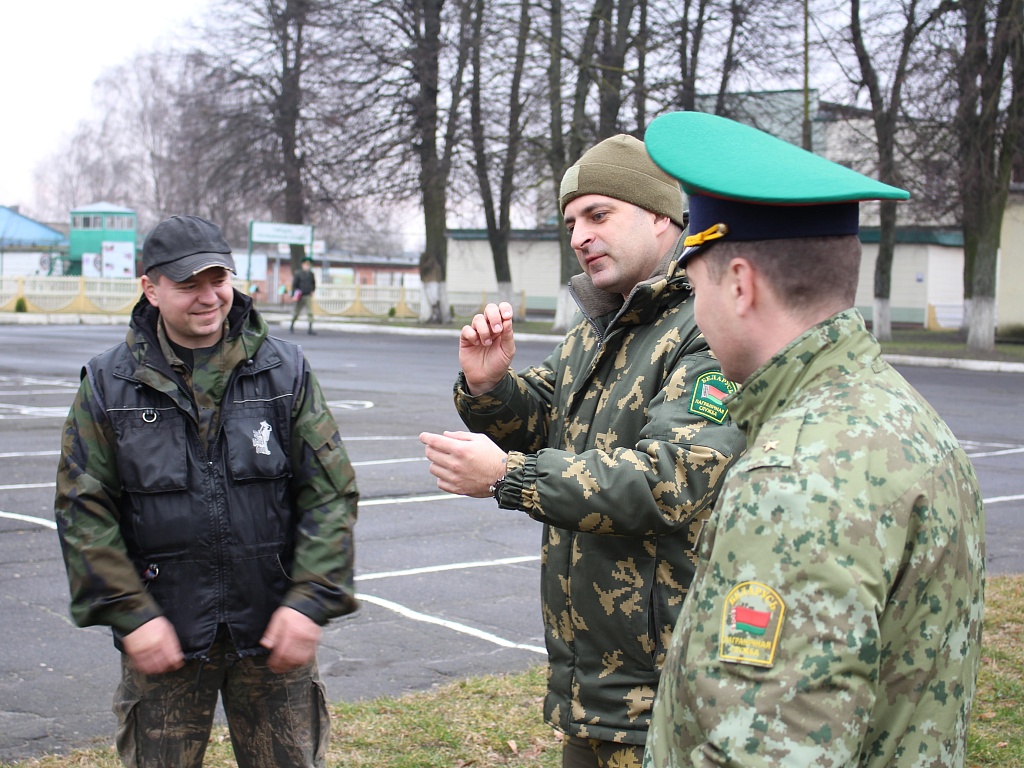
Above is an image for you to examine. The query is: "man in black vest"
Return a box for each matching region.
[55,215,358,768]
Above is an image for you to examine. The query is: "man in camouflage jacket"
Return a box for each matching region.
[421,135,745,767]
[54,215,358,768]
[642,113,984,767]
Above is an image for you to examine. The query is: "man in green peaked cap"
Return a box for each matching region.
[641,112,985,767]
[421,134,746,768]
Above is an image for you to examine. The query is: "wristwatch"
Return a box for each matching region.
[488,475,506,502]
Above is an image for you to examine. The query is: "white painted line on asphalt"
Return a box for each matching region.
[967,447,1024,459]
[0,482,56,490]
[0,389,76,396]
[1,507,543,655]
[360,493,456,506]
[0,511,57,529]
[985,494,1024,504]
[357,555,539,582]
[0,404,70,418]
[355,593,545,655]
[343,435,421,441]
[352,457,427,467]
[0,450,60,458]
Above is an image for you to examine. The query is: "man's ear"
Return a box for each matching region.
[140,274,159,308]
[727,257,757,317]
[652,213,674,237]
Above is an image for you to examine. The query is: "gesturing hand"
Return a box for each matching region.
[459,302,516,395]
[420,430,509,498]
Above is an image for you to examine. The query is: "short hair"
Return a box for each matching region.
[700,235,862,311]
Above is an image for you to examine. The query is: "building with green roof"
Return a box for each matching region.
[68,202,137,277]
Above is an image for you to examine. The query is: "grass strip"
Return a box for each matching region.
[4,576,1021,767]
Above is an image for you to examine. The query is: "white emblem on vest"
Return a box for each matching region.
[252,421,273,456]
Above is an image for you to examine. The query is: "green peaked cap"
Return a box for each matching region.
[645,111,909,204]
[644,112,909,260]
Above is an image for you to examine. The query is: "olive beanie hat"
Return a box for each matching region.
[558,134,686,228]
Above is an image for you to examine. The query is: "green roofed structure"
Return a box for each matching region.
[68,202,137,277]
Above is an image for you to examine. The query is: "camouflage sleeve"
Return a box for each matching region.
[670,464,906,765]
[457,346,745,537]
[53,374,163,635]
[284,362,359,624]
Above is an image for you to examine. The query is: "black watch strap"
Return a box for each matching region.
[488,475,506,501]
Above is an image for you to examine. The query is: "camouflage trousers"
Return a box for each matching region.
[113,630,329,768]
[291,295,314,328]
[562,735,645,768]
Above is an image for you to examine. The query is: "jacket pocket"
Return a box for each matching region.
[223,410,291,481]
[109,407,188,493]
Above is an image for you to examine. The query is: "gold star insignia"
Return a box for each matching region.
[763,439,779,452]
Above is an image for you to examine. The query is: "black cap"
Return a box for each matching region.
[142,215,236,281]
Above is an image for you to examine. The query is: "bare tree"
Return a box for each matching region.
[951,0,1024,349]
[340,0,474,324]
[189,0,359,269]
[467,0,535,304]
[676,0,713,110]
[544,0,637,331]
[845,0,955,341]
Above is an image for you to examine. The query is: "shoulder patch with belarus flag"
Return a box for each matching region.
[689,371,737,424]
[719,581,786,667]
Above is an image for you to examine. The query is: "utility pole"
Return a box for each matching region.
[802,0,813,151]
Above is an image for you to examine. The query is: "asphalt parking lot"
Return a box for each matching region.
[1,319,1022,761]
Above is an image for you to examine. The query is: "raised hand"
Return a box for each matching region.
[459,302,516,395]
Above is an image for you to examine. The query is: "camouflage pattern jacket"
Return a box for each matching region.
[455,249,745,745]
[55,292,358,659]
[644,309,985,767]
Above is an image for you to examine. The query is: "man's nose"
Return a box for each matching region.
[197,283,219,302]
[571,223,594,250]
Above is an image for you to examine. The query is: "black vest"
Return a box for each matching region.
[84,335,305,659]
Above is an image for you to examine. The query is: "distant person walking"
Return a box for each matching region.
[291,256,317,334]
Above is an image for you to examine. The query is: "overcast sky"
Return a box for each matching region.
[1,0,211,216]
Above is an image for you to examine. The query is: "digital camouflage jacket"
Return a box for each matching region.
[644,309,985,768]
[455,248,746,745]
[55,291,358,658]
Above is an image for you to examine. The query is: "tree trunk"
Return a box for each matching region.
[545,0,582,334]
[420,279,442,323]
[954,0,1024,351]
[496,280,515,307]
[966,295,996,350]
[553,283,576,331]
[872,297,891,342]
[552,229,577,333]
[872,199,898,341]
